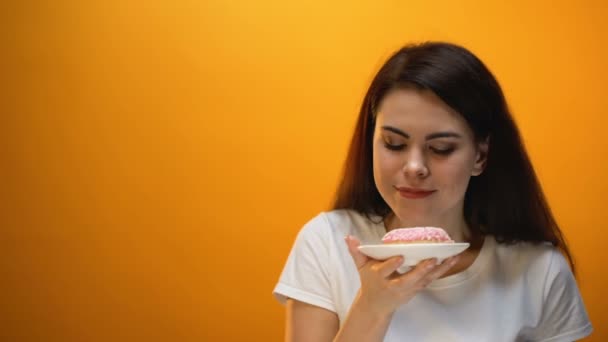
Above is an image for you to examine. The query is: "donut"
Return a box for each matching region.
[382,227,453,244]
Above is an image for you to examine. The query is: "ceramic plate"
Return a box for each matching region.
[358,243,470,273]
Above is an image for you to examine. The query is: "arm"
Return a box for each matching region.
[333,236,459,342]
[285,297,394,342]
[277,217,459,342]
[285,236,459,342]
[332,293,394,342]
[285,299,339,342]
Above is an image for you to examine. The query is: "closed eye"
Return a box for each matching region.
[384,142,405,151]
[430,147,455,155]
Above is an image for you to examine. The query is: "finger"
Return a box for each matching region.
[345,235,370,270]
[391,258,437,287]
[375,255,404,277]
[428,256,459,279]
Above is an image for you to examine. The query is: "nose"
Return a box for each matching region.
[402,149,429,178]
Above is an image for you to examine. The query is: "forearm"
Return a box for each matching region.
[333,296,394,342]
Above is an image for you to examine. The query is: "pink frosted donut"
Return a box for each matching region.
[382,227,453,244]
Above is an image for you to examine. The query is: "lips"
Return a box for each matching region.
[394,186,436,199]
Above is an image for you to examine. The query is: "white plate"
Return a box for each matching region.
[358,243,470,273]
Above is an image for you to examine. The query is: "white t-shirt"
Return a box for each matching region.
[273,209,593,342]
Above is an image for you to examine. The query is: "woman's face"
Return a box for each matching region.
[372,88,487,230]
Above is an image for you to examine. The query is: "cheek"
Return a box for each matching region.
[373,147,398,191]
[436,156,475,191]
[374,148,401,177]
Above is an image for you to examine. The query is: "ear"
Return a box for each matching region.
[472,138,489,176]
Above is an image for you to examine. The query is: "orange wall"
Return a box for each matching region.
[3,0,606,340]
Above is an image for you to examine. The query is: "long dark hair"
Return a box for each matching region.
[333,42,574,272]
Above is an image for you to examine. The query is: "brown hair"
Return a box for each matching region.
[333,42,574,272]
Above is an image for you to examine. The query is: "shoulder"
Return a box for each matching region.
[493,239,571,281]
[297,209,383,245]
[484,238,591,340]
[494,239,559,263]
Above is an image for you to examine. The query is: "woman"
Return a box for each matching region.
[273,42,592,341]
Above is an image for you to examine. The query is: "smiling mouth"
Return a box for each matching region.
[394,186,436,199]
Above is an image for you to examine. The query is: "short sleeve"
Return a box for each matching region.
[533,251,593,342]
[273,213,336,313]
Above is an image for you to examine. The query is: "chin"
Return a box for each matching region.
[392,210,436,227]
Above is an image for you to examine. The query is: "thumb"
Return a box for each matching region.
[345,235,369,270]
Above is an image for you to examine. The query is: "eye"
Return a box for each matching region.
[429,146,455,155]
[382,135,406,151]
[384,142,405,151]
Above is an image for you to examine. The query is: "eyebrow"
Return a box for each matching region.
[381,126,463,140]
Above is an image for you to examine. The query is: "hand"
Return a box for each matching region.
[345,235,459,316]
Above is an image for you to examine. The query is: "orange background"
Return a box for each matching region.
[3,0,606,341]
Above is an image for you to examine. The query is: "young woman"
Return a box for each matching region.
[274,42,592,341]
